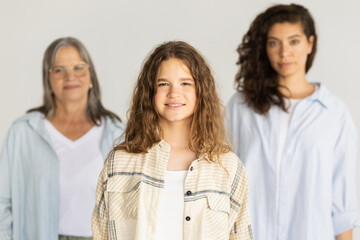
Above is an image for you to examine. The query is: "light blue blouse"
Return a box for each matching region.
[226,84,360,240]
[0,112,124,240]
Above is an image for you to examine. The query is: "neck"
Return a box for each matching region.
[160,120,191,148]
[278,72,315,99]
[50,99,89,123]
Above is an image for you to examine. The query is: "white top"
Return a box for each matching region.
[44,119,104,237]
[155,170,187,240]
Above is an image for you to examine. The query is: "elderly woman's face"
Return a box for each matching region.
[49,46,91,106]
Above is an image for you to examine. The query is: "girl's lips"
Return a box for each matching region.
[165,103,185,107]
[165,103,185,109]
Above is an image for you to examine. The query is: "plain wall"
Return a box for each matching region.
[0,0,359,237]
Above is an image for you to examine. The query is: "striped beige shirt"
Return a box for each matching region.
[92,140,253,240]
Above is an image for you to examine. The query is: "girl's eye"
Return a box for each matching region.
[182,82,191,86]
[158,83,168,87]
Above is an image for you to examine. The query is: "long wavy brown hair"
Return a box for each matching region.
[235,4,317,114]
[116,41,230,162]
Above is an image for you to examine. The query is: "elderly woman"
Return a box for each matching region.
[0,37,123,240]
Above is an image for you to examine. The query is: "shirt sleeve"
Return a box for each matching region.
[229,161,253,240]
[92,152,111,240]
[0,128,14,240]
[332,109,360,235]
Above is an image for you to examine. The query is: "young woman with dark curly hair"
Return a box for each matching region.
[226,4,359,240]
[92,41,253,240]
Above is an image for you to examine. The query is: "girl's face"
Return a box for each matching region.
[154,58,197,126]
[266,22,314,80]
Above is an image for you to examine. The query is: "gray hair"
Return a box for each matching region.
[28,37,121,124]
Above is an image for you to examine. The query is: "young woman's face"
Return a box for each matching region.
[154,58,197,126]
[266,22,314,80]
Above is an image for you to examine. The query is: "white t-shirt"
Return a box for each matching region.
[155,170,187,240]
[44,119,104,237]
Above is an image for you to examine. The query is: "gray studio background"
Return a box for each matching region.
[1,0,359,237]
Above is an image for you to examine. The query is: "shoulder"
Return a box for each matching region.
[113,148,143,159]
[102,116,125,142]
[218,151,246,178]
[227,92,246,109]
[6,111,43,135]
[318,85,348,111]
[12,111,42,126]
[318,85,354,121]
[226,92,253,116]
[105,147,148,174]
[218,151,241,164]
[103,116,124,132]
[1,112,46,158]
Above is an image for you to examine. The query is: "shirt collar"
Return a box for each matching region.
[305,83,330,109]
[25,111,53,145]
[157,139,171,152]
[200,153,212,163]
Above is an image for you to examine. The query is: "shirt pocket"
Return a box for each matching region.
[204,193,231,239]
[108,219,137,240]
[105,175,141,220]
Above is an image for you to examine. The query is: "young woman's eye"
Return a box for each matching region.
[268,41,277,47]
[290,39,300,45]
[182,82,191,86]
[158,83,168,87]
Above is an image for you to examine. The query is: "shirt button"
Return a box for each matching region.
[186,190,192,196]
[185,216,191,221]
[190,166,193,171]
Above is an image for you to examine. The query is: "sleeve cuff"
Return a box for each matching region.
[0,230,12,240]
[332,210,360,235]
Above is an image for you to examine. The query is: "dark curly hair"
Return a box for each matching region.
[235,4,317,114]
[116,41,231,162]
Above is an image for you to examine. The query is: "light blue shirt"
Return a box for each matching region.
[226,84,360,240]
[0,111,124,240]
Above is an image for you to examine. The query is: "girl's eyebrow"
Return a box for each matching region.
[180,78,194,81]
[157,77,194,81]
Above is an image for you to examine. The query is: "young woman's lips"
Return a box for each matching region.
[279,62,292,68]
[64,85,80,90]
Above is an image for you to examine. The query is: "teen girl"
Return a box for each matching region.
[227,4,359,240]
[92,41,253,240]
